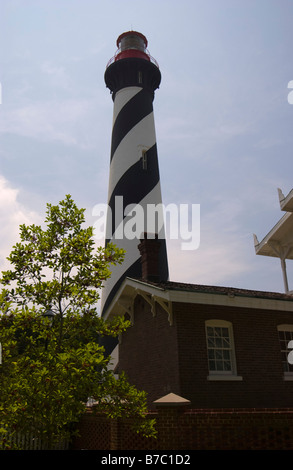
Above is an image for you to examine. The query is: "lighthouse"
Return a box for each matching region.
[101,31,169,318]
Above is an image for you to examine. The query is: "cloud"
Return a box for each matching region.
[0,175,41,270]
[41,61,72,91]
[0,99,97,148]
[167,230,252,287]
[166,197,252,286]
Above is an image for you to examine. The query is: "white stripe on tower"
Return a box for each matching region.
[101,31,169,318]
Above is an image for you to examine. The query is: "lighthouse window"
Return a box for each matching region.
[142,150,147,170]
[138,71,143,84]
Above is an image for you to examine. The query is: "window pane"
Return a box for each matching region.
[216,361,224,371]
[223,349,230,360]
[222,337,230,348]
[215,337,222,348]
[215,350,223,360]
[208,349,215,359]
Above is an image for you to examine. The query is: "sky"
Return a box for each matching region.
[1,0,293,300]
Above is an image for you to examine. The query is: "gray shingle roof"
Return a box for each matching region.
[132,278,293,301]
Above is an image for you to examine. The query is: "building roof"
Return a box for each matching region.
[133,278,293,301]
[103,276,293,323]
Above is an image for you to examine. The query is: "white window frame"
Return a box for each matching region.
[205,319,242,381]
[277,324,293,381]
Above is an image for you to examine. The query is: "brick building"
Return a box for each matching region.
[105,237,293,409]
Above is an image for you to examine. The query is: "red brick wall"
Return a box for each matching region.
[175,302,293,408]
[119,296,293,409]
[73,407,293,450]
[73,411,111,450]
[118,295,181,405]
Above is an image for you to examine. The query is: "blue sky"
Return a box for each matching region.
[1,0,293,296]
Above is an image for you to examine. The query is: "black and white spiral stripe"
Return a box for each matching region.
[101,85,168,317]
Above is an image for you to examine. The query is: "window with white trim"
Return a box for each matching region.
[277,324,293,376]
[205,320,238,377]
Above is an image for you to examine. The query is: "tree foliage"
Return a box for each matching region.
[0,195,156,449]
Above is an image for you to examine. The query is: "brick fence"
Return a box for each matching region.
[72,393,293,450]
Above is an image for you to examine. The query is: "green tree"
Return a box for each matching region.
[0,195,156,449]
